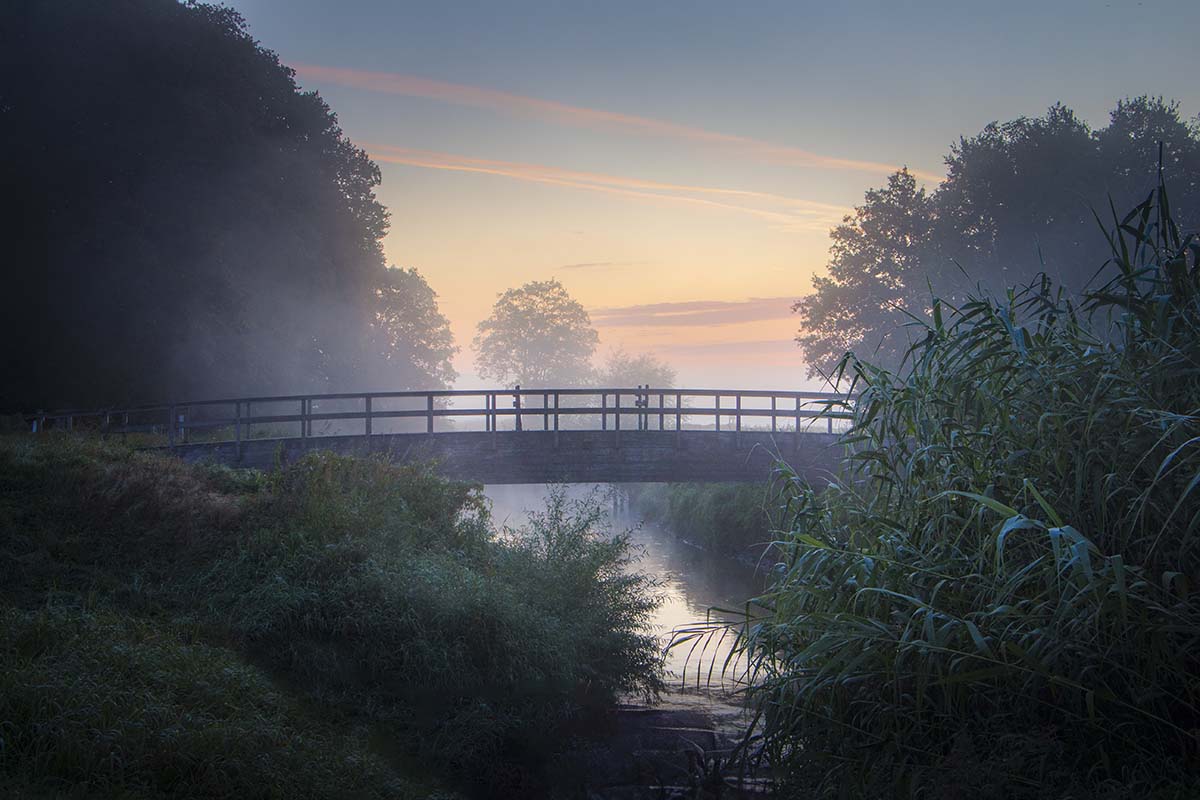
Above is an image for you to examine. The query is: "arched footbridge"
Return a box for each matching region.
[28,388,852,484]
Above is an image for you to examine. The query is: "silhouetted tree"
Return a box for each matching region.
[371,267,458,390]
[0,0,454,411]
[796,98,1200,376]
[794,169,937,376]
[473,280,598,387]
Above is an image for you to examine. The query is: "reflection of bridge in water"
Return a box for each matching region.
[28,387,851,483]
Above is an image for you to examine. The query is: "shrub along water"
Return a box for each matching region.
[0,438,661,797]
[628,482,775,557]
[734,170,1200,796]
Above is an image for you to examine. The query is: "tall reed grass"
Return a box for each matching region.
[735,166,1200,797]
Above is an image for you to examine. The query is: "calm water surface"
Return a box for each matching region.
[485,484,765,686]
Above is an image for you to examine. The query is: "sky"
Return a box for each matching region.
[229,0,1199,389]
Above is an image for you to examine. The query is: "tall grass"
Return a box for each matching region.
[736,169,1200,797]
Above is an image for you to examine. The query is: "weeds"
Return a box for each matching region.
[0,438,662,797]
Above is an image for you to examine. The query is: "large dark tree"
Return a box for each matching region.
[796,98,1200,376]
[0,0,453,411]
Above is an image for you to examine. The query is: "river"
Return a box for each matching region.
[484,484,765,689]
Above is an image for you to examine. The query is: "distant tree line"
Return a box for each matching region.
[0,0,456,412]
[796,98,1200,376]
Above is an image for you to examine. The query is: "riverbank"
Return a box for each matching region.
[0,435,663,798]
[626,483,777,561]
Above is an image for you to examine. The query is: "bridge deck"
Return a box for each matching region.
[27,387,850,484]
[172,429,843,484]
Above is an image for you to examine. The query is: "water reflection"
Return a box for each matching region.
[484,484,765,687]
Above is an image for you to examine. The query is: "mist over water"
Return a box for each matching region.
[485,483,763,684]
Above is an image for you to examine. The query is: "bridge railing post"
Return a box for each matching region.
[795,397,802,450]
[614,391,621,447]
[513,385,521,432]
[168,404,176,447]
[300,398,308,439]
[715,395,720,433]
[365,396,372,436]
[543,392,549,430]
[659,391,665,431]
[771,395,777,432]
[601,392,607,431]
[235,401,242,458]
[427,394,434,434]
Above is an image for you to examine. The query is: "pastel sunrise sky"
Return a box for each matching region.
[229,0,1198,389]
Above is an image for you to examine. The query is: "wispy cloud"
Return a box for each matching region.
[590,297,797,327]
[655,338,801,356]
[294,63,942,183]
[560,261,639,270]
[367,145,849,231]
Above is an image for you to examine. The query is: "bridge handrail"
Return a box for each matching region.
[25,386,854,446]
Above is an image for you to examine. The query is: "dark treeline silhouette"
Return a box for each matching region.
[1,0,456,412]
[796,99,1200,375]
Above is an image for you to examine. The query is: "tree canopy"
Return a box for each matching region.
[473,280,599,387]
[371,267,458,390]
[0,0,456,410]
[795,97,1200,377]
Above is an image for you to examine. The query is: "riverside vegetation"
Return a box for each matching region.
[728,171,1200,797]
[0,440,661,798]
[628,483,774,558]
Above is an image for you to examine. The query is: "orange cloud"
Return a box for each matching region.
[367,144,849,231]
[591,297,797,327]
[294,63,943,183]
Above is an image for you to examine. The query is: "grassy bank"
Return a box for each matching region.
[0,437,661,798]
[734,177,1200,796]
[627,483,775,557]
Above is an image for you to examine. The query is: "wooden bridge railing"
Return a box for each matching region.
[25,387,853,448]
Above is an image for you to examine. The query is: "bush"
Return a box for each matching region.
[734,174,1200,796]
[0,605,423,800]
[0,440,662,797]
[629,483,774,556]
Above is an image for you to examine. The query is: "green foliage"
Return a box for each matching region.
[371,266,460,390]
[0,438,662,797]
[794,168,936,376]
[473,279,600,387]
[796,97,1200,377]
[0,605,424,800]
[0,1,455,410]
[629,483,773,556]
[740,173,1200,797]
